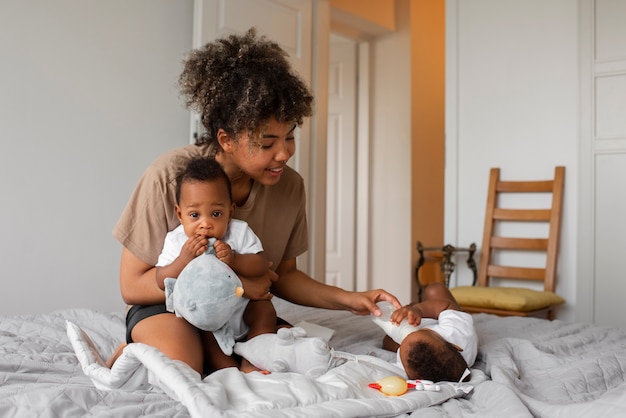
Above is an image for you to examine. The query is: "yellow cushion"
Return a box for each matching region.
[450,286,565,312]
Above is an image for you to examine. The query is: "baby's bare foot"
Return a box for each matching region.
[239,358,270,374]
[105,342,127,368]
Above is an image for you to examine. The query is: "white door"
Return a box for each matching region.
[194,0,311,78]
[325,34,357,289]
[582,0,626,327]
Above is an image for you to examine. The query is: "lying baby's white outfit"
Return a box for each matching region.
[372,302,478,376]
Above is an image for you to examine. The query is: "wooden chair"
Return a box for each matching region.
[415,242,477,301]
[450,166,565,320]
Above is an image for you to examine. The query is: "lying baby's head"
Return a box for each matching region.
[400,328,468,382]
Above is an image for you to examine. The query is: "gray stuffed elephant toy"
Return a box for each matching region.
[164,239,244,354]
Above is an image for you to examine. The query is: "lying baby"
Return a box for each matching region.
[373,283,478,383]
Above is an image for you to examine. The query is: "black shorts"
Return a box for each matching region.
[125,303,292,343]
[125,304,168,343]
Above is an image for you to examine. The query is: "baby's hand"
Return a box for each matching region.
[391,305,423,326]
[213,239,234,266]
[179,234,209,263]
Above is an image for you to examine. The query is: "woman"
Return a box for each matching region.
[112,28,401,375]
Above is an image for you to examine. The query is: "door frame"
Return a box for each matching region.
[354,41,371,291]
[324,34,371,291]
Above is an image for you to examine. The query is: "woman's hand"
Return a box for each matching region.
[238,263,278,300]
[346,289,402,317]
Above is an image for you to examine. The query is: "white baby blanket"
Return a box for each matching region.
[67,320,475,417]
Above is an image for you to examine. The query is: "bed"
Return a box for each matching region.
[1,298,626,417]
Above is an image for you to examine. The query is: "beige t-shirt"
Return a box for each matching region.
[113,143,308,270]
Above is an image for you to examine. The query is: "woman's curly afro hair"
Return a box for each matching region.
[178,27,314,146]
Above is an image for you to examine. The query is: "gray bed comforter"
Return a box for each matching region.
[1,302,625,417]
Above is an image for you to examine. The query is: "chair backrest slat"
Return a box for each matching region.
[493,208,551,221]
[490,236,548,250]
[477,166,565,293]
[486,265,546,281]
[496,180,554,193]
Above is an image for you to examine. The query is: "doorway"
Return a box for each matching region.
[325,33,370,292]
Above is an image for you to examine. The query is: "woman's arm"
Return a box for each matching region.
[271,259,348,308]
[272,258,401,315]
[119,247,166,305]
[155,260,186,291]
[230,252,268,277]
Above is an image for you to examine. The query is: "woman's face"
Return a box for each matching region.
[229,118,297,186]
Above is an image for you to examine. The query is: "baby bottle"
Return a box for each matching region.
[371,302,420,344]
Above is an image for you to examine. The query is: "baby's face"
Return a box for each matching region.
[176,179,233,240]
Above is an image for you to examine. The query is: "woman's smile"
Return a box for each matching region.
[266,166,284,176]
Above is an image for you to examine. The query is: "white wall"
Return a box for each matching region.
[0,1,193,314]
[445,0,579,321]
